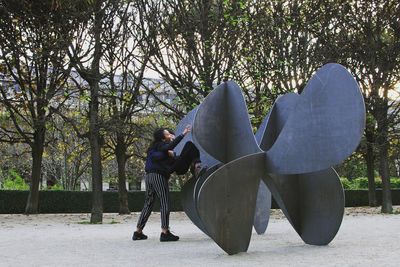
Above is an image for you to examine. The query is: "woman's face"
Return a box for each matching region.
[162,129,173,142]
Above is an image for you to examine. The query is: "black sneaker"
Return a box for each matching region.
[160,231,179,242]
[132,231,148,240]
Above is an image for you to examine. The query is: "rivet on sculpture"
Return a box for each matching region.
[173,63,366,255]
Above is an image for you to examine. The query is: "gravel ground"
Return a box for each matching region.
[0,207,399,267]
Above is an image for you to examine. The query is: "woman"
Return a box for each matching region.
[133,125,192,242]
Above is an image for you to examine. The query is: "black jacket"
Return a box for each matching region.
[144,134,184,177]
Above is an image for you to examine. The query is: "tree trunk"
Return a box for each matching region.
[364,125,377,207]
[378,141,392,213]
[366,143,377,206]
[89,81,103,223]
[25,127,46,214]
[89,0,104,224]
[116,133,130,214]
[376,104,392,213]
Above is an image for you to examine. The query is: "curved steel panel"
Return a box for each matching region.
[253,93,299,234]
[173,65,363,254]
[173,107,220,167]
[180,164,223,236]
[181,176,208,235]
[266,63,366,174]
[197,152,265,255]
[262,168,344,245]
[253,179,271,235]
[192,81,261,164]
[297,168,344,245]
[256,93,300,151]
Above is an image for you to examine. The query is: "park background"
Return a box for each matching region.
[0,0,399,222]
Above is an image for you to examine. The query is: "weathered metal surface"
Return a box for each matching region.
[174,63,365,255]
[253,179,271,235]
[174,107,220,167]
[266,64,365,174]
[262,168,344,245]
[253,93,299,234]
[193,164,222,209]
[192,81,261,164]
[180,176,208,235]
[197,152,265,255]
[180,164,222,236]
[255,93,300,152]
[173,106,198,155]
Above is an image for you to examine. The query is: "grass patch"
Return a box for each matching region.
[109,219,120,224]
[77,221,102,224]
[77,219,120,224]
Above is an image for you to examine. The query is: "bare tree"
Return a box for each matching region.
[0,1,79,213]
[44,116,90,190]
[101,1,152,213]
[234,0,336,126]
[347,0,399,213]
[67,0,105,223]
[67,0,146,222]
[136,0,243,116]
[326,0,400,211]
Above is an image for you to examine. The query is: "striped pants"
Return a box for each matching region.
[136,172,170,230]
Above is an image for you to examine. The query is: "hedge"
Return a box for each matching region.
[0,189,399,214]
[340,177,400,190]
[0,191,182,214]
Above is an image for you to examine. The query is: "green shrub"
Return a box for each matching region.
[1,189,399,213]
[2,170,29,190]
[0,190,183,213]
[352,177,369,189]
[47,183,64,190]
[370,177,399,189]
[375,178,382,189]
[340,176,400,189]
[390,178,400,189]
[340,177,351,189]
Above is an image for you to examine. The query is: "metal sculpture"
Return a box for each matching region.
[253,179,271,235]
[174,63,365,255]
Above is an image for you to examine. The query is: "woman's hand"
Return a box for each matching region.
[168,150,175,157]
[183,125,192,135]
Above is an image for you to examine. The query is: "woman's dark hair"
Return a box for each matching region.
[167,128,175,135]
[148,128,166,151]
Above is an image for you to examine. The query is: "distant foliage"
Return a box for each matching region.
[1,170,29,190]
[340,177,400,190]
[47,183,64,191]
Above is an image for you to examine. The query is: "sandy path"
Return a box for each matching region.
[0,207,399,267]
